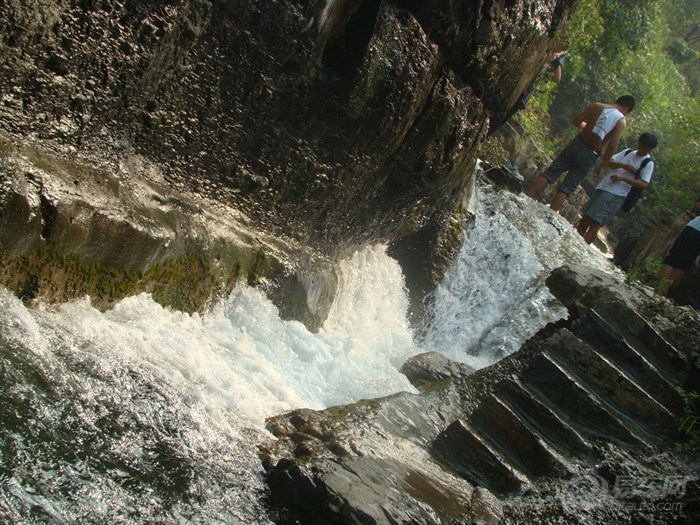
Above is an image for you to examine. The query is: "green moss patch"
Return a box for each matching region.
[323,399,381,421]
[0,243,238,313]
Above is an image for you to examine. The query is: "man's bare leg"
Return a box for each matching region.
[583,224,600,244]
[657,264,684,295]
[525,176,549,198]
[576,216,592,237]
[659,264,674,283]
[549,191,567,211]
[576,215,599,244]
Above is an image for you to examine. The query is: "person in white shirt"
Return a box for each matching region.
[576,133,658,244]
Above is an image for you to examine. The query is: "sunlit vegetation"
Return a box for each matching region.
[519,0,700,215]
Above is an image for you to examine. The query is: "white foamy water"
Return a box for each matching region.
[0,246,418,524]
[421,183,622,369]
[0,244,417,430]
[0,182,620,523]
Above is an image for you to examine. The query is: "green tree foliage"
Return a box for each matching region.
[522,0,700,215]
[598,0,658,51]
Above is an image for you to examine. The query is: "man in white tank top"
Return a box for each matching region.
[525,95,636,212]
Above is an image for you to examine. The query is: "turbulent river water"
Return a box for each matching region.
[0,182,623,524]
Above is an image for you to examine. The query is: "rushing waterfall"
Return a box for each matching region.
[0,182,622,524]
[421,183,621,369]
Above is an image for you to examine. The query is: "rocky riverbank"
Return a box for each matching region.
[3,3,697,523]
[262,263,700,524]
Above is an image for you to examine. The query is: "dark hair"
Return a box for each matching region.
[639,132,658,149]
[616,95,636,111]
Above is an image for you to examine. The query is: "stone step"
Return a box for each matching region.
[469,395,572,480]
[495,378,594,461]
[571,311,683,415]
[520,350,645,446]
[591,301,688,386]
[432,419,529,496]
[548,329,679,443]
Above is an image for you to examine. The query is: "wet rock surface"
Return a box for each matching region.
[1,0,576,321]
[5,3,698,523]
[400,350,477,389]
[0,134,293,314]
[262,264,700,524]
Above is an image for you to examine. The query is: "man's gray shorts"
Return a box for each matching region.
[581,189,626,226]
[543,136,600,195]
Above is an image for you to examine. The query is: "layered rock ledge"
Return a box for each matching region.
[261,264,700,524]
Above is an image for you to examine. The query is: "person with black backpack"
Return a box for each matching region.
[575,132,658,244]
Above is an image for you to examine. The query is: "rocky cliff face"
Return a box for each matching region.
[0,0,577,324]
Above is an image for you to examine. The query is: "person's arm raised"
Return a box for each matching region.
[551,63,562,83]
